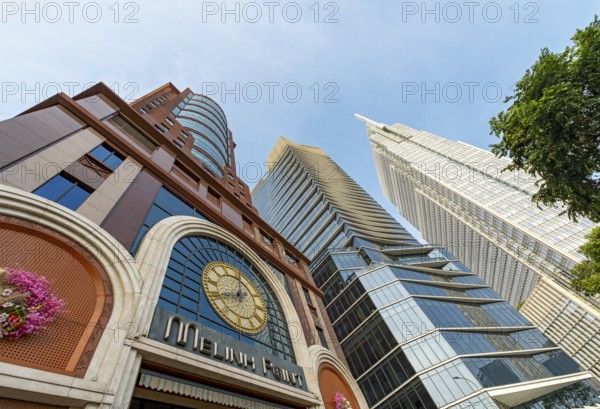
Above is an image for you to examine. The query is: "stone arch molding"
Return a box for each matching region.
[0,184,142,405]
[309,345,369,409]
[134,215,319,393]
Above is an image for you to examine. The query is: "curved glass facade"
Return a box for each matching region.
[190,94,227,124]
[158,235,295,362]
[177,117,228,157]
[181,106,227,136]
[174,93,231,174]
[310,245,588,408]
[191,149,224,177]
[189,130,227,168]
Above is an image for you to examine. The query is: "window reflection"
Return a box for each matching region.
[159,235,296,363]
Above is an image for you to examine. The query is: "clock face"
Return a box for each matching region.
[202,261,268,335]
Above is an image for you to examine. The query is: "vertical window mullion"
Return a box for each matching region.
[54,180,77,203]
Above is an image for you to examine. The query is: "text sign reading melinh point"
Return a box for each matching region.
[149,306,307,391]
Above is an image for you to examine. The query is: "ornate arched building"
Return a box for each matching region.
[0,83,367,409]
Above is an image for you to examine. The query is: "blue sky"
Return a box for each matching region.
[0,0,597,234]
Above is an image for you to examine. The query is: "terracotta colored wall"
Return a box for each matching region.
[0,216,113,377]
[318,364,360,409]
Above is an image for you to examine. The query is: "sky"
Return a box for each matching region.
[0,0,598,235]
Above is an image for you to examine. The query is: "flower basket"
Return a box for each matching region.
[0,268,64,339]
[334,393,353,409]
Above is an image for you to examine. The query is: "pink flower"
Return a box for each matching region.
[334,393,346,409]
[1,268,65,339]
[333,393,352,409]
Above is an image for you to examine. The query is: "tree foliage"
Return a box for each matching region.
[490,16,600,222]
[490,17,600,296]
[571,227,600,296]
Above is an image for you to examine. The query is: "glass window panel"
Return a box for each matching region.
[156,235,296,363]
[33,174,73,201]
[58,186,91,210]
[89,144,112,162]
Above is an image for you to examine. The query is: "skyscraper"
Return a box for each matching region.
[253,137,599,408]
[359,115,600,381]
[0,83,368,409]
[253,137,418,261]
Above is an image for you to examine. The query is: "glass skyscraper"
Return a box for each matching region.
[254,137,417,261]
[253,137,599,408]
[358,115,600,382]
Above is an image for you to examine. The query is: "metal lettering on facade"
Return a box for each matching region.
[149,307,306,390]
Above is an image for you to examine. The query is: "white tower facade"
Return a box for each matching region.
[359,115,600,380]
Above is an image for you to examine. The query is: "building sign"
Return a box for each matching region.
[149,307,307,391]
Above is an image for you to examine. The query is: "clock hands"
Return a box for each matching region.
[237,269,242,301]
[203,261,267,335]
[219,268,246,302]
[221,290,247,298]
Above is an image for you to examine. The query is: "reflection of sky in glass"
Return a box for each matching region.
[158,235,295,362]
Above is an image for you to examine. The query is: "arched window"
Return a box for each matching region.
[158,235,296,362]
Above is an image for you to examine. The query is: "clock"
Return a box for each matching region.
[202,261,268,335]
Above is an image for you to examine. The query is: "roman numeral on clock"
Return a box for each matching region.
[207,290,221,298]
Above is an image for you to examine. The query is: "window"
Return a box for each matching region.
[172,161,200,184]
[286,252,298,265]
[261,231,273,246]
[158,235,296,362]
[110,115,157,151]
[303,287,313,305]
[33,173,92,211]
[89,143,125,170]
[207,186,220,206]
[139,107,146,114]
[154,124,165,133]
[228,182,235,189]
[228,174,234,180]
[180,130,189,139]
[191,149,223,177]
[165,117,175,126]
[131,187,207,253]
[242,214,253,232]
[176,117,228,157]
[316,326,328,348]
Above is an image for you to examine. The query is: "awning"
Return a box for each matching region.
[138,373,286,409]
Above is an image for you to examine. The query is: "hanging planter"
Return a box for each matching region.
[334,393,353,409]
[0,268,65,339]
